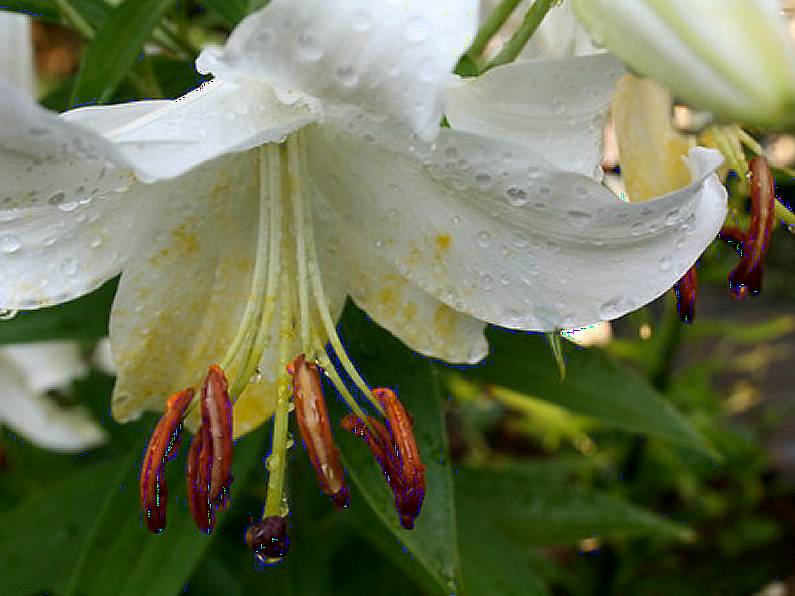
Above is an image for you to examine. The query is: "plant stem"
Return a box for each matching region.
[52,0,94,39]
[483,0,555,73]
[467,0,523,61]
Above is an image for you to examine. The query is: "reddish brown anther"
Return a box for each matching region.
[342,388,426,530]
[186,365,234,533]
[673,266,698,324]
[288,354,350,509]
[719,156,776,300]
[140,388,194,533]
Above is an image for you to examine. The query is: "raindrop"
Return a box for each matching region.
[505,187,528,206]
[659,255,672,271]
[47,191,66,206]
[335,65,359,87]
[58,201,79,213]
[565,210,592,227]
[351,11,372,32]
[479,274,493,290]
[474,172,492,187]
[0,233,22,254]
[629,222,644,236]
[405,16,429,43]
[296,33,323,62]
[476,230,491,248]
[0,309,18,321]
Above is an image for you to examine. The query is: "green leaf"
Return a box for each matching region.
[63,429,266,596]
[469,327,711,454]
[0,279,115,345]
[0,458,120,594]
[70,0,177,106]
[199,0,249,27]
[456,465,692,546]
[457,504,550,596]
[334,303,463,595]
[2,0,111,29]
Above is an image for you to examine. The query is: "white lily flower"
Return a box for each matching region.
[0,342,108,452]
[571,0,795,129]
[0,0,727,439]
[0,12,105,453]
[0,11,34,92]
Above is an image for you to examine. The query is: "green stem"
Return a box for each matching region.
[52,0,94,39]
[467,0,523,61]
[483,0,555,73]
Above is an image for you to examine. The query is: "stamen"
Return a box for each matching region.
[375,388,426,530]
[246,515,289,563]
[229,145,285,397]
[673,266,698,324]
[720,156,776,300]
[287,135,312,351]
[293,133,384,416]
[140,388,195,533]
[288,354,350,509]
[342,388,426,530]
[186,366,234,533]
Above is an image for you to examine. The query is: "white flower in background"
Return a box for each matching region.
[0,0,727,439]
[0,342,108,452]
[0,12,105,453]
[571,0,795,129]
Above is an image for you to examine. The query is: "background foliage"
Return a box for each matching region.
[1,1,795,594]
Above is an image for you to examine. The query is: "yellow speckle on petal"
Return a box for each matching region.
[435,233,452,252]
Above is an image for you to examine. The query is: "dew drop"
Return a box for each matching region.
[296,33,323,62]
[405,17,429,43]
[477,230,491,248]
[58,201,79,213]
[47,191,66,206]
[566,210,592,227]
[505,187,528,207]
[0,233,22,254]
[0,309,18,321]
[335,65,359,87]
[659,255,672,271]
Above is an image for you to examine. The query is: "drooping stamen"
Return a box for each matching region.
[186,366,234,533]
[673,266,698,324]
[246,515,289,562]
[187,424,214,533]
[140,388,194,533]
[293,132,384,417]
[342,388,426,530]
[719,156,776,300]
[288,354,350,509]
[375,388,426,530]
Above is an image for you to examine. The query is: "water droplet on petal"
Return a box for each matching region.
[477,231,491,248]
[0,233,22,254]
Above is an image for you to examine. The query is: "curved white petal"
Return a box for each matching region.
[64,79,315,181]
[0,12,34,92]
[447,53,623,179]
[0,77,134,212]
[572,0,795,128]
[1,341,88,393]
[109,152,273,433]
[521,0,596,59]
[0,350,106,452]
[307,126,727,331]
[311,186,487,365]
[196,0,478,141]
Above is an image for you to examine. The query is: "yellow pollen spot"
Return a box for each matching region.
[435,233,452,252]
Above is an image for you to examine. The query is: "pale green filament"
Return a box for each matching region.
[287,135,313,353]
[294,133,385,417]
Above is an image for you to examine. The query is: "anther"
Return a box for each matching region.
[342,388,426,530]
[673,266,698,324]
[719,156,776,300]
[246,515,289,563]
[140,388,195,533]
[186,365,234,533]
[288,354,350,509]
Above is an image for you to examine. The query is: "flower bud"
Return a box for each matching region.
[572,0,795,129]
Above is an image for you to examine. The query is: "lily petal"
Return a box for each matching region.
[307,126,727,331]
[0,12,34,92]
[64,79,314,181]
[572,0,795,129]
[447,54,623,179]
[0,346,107,452]
[312,188,488,365]
[196,0,478,141]
[108,153,275,434]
